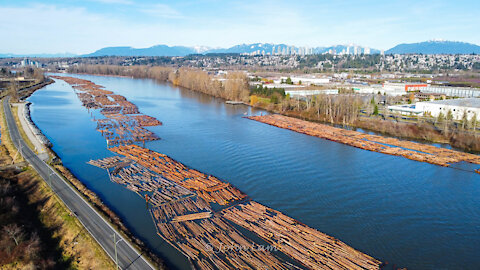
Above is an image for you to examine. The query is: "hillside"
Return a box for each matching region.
[386,40,480,54]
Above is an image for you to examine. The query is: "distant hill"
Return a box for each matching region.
[386,40,480,54]
[86,45,200,57]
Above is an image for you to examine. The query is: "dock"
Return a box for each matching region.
[226,100,245,105]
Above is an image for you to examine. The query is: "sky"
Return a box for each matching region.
[1,0,479,54]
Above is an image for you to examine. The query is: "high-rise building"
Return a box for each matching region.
[364,47,371,54]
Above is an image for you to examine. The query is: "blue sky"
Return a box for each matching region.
[1,0,479,54]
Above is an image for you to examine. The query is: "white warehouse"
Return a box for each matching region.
[416,98,480,120]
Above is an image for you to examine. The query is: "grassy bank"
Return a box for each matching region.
[0,101,116,269]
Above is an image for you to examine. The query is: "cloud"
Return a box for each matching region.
[139,3,183,19]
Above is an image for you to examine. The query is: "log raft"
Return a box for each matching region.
[247,114,480,168]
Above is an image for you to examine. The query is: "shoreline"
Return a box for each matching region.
[17,82,166,269]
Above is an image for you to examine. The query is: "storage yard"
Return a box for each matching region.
[248,114,480,167]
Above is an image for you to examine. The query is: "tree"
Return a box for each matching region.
[470,113,478,131]
[436,111,445,125]
[373,104,379,115]
[3,224,24,246]
[250,95,259,106]
[285,77,293,85]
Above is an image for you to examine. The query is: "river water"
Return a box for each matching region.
[28,74,480,270]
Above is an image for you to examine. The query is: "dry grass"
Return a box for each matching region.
[11,105,36,151]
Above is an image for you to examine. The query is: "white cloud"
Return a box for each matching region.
[139,4,183,19]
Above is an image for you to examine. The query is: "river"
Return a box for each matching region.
[27,74,480,269]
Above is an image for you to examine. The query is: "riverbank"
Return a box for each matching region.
[11,102,49,160]
[0,101,116,269]
[11,83,167,269]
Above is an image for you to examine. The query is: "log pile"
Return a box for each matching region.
[248,114,480,167]
[89,157,193,207]
[110,145,247,205]
[51,76,162,147]
[87,156,130,169]
[171,212,213,222]
[154,214,287,270]
[222,201,382,270]
[106,145,382,269]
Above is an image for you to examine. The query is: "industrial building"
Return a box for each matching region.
[285,89,338,97]
[387,104,423,116]
[278,76,330,85]
[420,86,480,98]
[416,98,480,120]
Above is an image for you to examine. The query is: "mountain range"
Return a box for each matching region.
[2,41,480,58]
[85,43,379,57]
[386,40,480,54]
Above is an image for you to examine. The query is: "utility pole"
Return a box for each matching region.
[113,233,123,270]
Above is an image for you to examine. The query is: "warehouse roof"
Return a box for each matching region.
[421,98,480,108]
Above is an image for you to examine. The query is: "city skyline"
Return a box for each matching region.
[1,0,480,54]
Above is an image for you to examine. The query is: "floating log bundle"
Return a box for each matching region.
[171,211,213,222]
[102,145,382,269]
[248,114,480,167]
[87,156,130,169]
[110,144,247,205]
[89,157,193,208]
[222,201,382,270]
[51,76,162,147]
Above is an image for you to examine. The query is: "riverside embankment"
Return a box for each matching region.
[28,73,480,270]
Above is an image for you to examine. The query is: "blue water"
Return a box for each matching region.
[28,74,480,270]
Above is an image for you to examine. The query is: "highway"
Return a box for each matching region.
[3,97,157,270]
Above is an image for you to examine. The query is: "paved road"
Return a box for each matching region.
[3,97,156,270]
